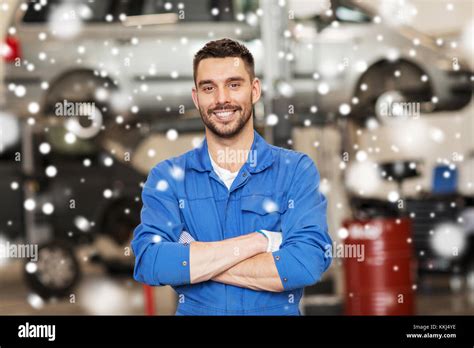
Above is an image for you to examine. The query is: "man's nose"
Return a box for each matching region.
[215,86,231,105]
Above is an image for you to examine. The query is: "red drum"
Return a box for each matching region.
[343,218,415,315]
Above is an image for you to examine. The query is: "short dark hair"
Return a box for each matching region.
[193,38,255,84]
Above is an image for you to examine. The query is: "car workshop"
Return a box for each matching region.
[0,0,473,320]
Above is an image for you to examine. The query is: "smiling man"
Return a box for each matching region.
[132,38,332,315]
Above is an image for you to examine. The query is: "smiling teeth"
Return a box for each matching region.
[214,110,235,117]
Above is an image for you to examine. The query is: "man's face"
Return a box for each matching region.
[192,57,261,139]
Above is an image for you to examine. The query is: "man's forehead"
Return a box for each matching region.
[196,57,248,83]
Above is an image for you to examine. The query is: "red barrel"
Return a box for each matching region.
[343,218,415,315]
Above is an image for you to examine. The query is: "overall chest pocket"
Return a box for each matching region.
[240,192,288,233]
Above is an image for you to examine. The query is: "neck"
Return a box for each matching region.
[207,122,254,173]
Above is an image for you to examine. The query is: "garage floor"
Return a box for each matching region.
[0,255,177,315]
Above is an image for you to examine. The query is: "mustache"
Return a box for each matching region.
[208,104,242,115]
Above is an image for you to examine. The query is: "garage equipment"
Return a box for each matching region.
[343,218,415,315]
[343,160,418,315]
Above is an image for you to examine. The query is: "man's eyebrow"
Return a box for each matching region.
[226,76,245,83]
[197,76,246,87]
[197,79,215,87]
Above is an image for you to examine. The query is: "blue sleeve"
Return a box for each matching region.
[272,155,332,291]
[131,162,191,287]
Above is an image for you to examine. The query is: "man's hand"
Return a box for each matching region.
[212,252,284,292]
[209,230,284,292]
[189,232,268,284]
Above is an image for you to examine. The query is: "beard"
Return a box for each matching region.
[198,96,253,139]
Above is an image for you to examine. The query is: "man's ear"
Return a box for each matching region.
[251,77,262,105]
[191,87,200,110]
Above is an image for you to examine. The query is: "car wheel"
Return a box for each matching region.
[24,241,81,299]
[374,90,407,122]
[64,102,103,139]
[44,71,116,138]
[353,60,432,127]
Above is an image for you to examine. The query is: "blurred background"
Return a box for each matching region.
[0,0,473,315]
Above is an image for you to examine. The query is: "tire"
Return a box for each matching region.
[353,60,432,127]
[63,102,104,139]
[24,241,81,299]
[44,71,116,141]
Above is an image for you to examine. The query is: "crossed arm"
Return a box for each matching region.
[189,233,284,292]
[133,156,330,292]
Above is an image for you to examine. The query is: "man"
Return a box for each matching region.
[132,38,332,315]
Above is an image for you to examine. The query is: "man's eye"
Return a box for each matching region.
[203,86,214,92]
[229,83,240,88]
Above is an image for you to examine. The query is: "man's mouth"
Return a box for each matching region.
[211,108,239,121]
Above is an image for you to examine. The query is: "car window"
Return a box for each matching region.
[332,0,374,23]
[22,0,116,23]
[234,0,259,13]
[335,5,371,23]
